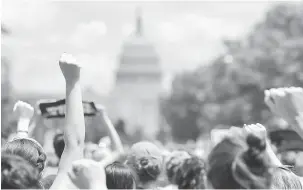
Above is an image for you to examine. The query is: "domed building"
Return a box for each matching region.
[107,9,163,138]
[16,10,164,149]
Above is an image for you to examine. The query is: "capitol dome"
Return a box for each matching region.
[109,9,163,138]
[121,9,158,59]
[117,9,162,82]
[122,35,158,59]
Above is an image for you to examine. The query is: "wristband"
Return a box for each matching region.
[17,118,31,132]
[17,130,29,133]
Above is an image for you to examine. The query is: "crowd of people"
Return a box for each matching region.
[2,53,303,189]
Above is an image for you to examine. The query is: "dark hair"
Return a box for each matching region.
[41,174,56,189]
[126,142,162,185]
[207,133,272,189]
[127,157,162,186]
[53,133,65,159]
[1,153,42,189]
[174,156,207,189]
[271,166,303,189]
[2,138,47,172]
[105,162,135,189]
[165,150,191,184]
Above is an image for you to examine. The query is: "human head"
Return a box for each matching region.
[165,150,191,184]
[126,141,163,186]
[271,166,303,189]
[2,138,47,173]
[207,132,272,189]
[1,153,42,189]
[53,132,65,159]
[174,156,207,189]
[105,161,136,189]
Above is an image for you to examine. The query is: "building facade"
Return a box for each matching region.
[107,10,163,138]
[14,11,164,148]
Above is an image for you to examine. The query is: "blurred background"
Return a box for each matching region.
[2,0,303,175]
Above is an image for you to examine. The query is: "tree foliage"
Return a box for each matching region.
[162,3,303,142]
[1,24,14,140]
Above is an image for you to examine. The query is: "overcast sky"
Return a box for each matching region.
[2,0,277,95]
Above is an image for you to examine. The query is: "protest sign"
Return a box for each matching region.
[38,99,97,118]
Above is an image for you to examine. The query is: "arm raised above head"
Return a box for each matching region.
[13,101,34,139]
[60,55,85,149]
[97,107,124,154]
[265,87,303,139]
[51,53,86,189]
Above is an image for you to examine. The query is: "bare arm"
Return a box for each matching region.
[51,53,85,189]
[15,118,31,139]
[63,82,85,148]
[245,124,282,166]
[28,114,43,137]
[28,103,44,137]
[265,140,282,166]
[98,110,124,153]
[12,101,34,139]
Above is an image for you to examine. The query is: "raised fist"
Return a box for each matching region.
[244,123,267,141]
[96,104,105,112]
[96,104,107,117]
[265,87,303,128]
[244,123,283,166]
[59,53,81,83]
[226,124,267,144]
[13,101,34,119]
[68,159,106,189]
[68,153,119,189]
